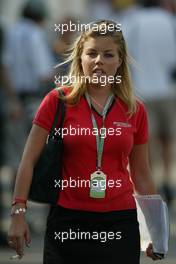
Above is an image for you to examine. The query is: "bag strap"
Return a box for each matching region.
[49,89,65,139]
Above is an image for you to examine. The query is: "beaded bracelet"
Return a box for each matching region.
[11,207,27,216]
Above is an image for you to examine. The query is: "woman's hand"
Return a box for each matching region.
[146,243,163,261]
[8,214,31,259]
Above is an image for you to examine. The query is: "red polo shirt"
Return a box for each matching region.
[33,88,149,212]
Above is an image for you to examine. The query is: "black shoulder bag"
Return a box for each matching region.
[28,93,65,204]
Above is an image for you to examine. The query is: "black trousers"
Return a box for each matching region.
[43,206,140,264]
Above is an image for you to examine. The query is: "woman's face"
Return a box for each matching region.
[81,36,122,87]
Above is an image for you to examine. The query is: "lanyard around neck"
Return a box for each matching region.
[85,92,114,170]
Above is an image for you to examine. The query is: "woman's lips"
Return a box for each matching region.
[92,69,106,76]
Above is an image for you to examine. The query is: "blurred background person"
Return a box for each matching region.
[111,0,140,21]
[2,0,55,178]
[87,0,113,20]
[113,0,176,207]
[161,0,176,14]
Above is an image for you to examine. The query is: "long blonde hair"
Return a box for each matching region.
[56,19,137,115]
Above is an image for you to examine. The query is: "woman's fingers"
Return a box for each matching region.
[8,234,25,258]
[16,237,24,258]
[24,225,31,247]
[8,236,27,258]
[8,237,24,258]
[7,220,31,259]
[8,238,17,250]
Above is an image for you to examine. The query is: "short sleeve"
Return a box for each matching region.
[32,89,59,132]
[133,101,149,145]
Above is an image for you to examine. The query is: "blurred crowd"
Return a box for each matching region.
[0,0,176,247]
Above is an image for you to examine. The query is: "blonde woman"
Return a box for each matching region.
[8,20,160,263]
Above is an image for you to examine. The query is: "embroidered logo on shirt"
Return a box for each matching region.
[113,121,131,127]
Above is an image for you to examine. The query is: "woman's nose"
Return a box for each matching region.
[95,54,103,64]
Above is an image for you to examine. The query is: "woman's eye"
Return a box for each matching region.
[87,53,96,57]
[104,54,114,57]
